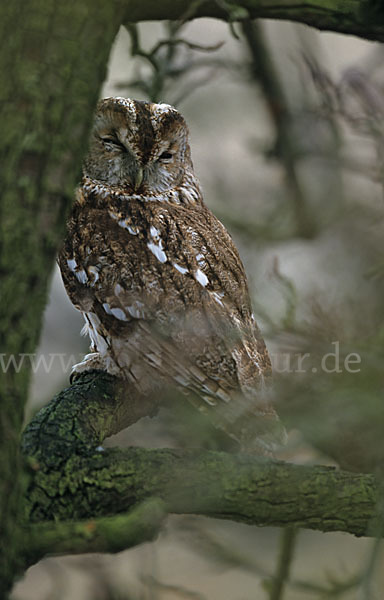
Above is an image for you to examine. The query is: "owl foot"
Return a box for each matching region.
[70,352,120,383]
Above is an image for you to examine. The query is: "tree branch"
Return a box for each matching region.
[124,1,384,43]
[23,440,380,539]
[241,19,317,239]
[22,498,167,568]
[21,372,380,551]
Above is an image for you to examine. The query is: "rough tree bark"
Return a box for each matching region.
[0,1,124,593]
[19,370,381,569]
[1,0,383,595]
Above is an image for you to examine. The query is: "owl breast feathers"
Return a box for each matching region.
[59,97,284,454]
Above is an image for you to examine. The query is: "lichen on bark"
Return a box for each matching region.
[21,371,381,542]
[0,0,123,593]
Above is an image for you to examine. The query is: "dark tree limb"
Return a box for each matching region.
[123,1,384,43]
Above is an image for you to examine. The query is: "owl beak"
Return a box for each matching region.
[134,167,144,191]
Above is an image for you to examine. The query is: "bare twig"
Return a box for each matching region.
[121,21,225,104]
[268,528,298,600]
[241,19,317,238]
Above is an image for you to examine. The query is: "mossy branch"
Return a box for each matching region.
[21,370,381,568]
[22,498,167,568]
[123,1,384,43]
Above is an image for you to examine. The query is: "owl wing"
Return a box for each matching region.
[60,199,283,452]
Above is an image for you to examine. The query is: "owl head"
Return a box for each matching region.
[83,97,193,194]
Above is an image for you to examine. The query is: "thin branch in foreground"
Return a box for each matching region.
[241,19,316,239]
[22,498,167,569]
[268,528,298,600]
[142,575,208,600]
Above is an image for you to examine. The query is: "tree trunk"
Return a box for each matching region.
[0,1,123,593]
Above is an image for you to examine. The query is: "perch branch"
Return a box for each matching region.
[22,444,380,538]
[21,371,380,553]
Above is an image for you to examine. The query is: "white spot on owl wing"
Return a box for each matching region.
[111,307,128,321]
[127,300,145,319]
[150,226,160,240]
[103,302,113,316]
[102,302,129,322]
[87,266,99,285]
[114,283,124,295]
[195,253,204,265]
[173,263,188,275]
[195,268,209,287]
[67,258,77,272]
[118,219,139,235]
[147,241,167,263]
[75,269,88,285]
[210,291,225,307]
[86,313,109,354]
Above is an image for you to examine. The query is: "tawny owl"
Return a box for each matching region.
[59,97,284,454]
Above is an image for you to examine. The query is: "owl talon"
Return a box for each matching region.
[70,352,120,383]
[69,370,81,384]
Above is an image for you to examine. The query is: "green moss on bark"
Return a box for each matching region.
[22,498,167,567]
[0,1,123,594]
[21,372,380,539]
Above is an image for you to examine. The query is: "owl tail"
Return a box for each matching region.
[235,406,287,456]
[189,390,286,457]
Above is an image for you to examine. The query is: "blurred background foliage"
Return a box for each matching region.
[17,16,384,600]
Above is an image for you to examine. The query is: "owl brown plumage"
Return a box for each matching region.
[59,97,284,454]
